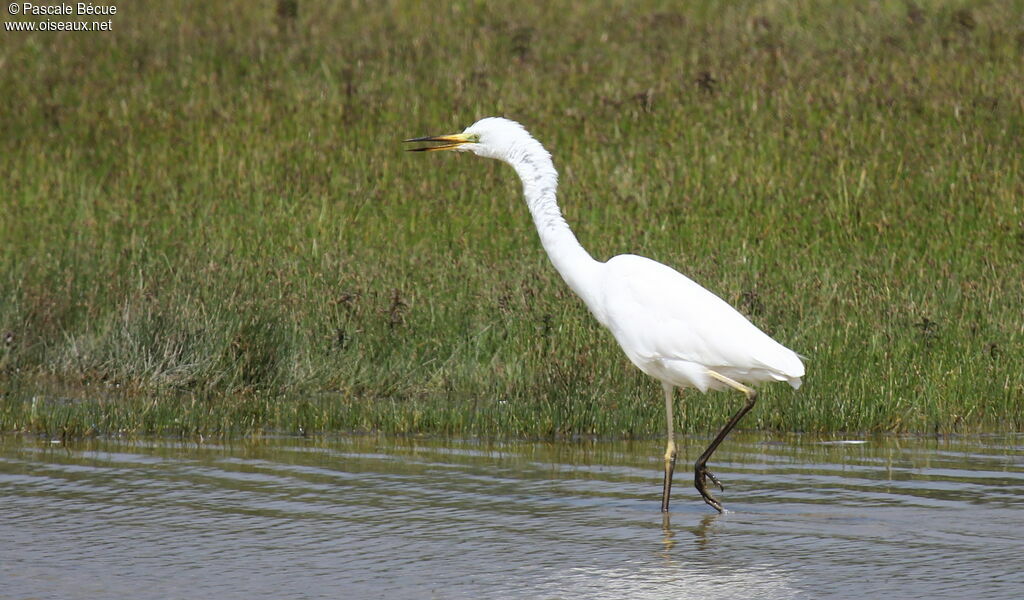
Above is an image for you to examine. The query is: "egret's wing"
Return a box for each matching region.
[599,255,803,379]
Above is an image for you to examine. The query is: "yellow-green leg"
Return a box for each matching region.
[660,382,677,512]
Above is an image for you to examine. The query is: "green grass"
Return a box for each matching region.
[2,0,1023,438]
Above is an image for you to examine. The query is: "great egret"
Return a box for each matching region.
[406,117,804,513]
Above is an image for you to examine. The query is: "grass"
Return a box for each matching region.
[1,0,1022,438]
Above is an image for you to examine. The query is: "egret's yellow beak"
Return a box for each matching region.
[404,133,474,152]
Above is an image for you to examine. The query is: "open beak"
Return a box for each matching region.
[403,133,472,152]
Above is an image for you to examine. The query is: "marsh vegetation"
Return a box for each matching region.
[1,1,1022,437]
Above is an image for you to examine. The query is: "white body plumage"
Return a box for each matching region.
[596,253,804,393]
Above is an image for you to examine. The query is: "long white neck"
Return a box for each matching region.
[502,138,602,307]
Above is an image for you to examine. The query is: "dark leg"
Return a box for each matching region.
[694,371,758,513]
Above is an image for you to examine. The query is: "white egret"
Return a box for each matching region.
[406,117,804,512]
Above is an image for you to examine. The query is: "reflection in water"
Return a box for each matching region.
[1,433,1022,599]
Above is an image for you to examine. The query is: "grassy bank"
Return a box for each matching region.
[1,0,1022,438]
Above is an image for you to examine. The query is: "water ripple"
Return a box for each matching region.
[1,433,1022,599]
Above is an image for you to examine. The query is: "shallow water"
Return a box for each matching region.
[1,433,1022,599]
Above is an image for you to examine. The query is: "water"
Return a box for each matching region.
[1,433,1022,599]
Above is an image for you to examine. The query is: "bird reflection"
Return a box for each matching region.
[660,511,721,556]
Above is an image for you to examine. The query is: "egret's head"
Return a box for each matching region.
[405,117,532,161]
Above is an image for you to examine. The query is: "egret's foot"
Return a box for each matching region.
[704,469,725,492]
[695,465,725,513]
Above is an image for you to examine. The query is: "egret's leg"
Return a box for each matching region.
[660,382,677,513]
[694,371,758,513]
